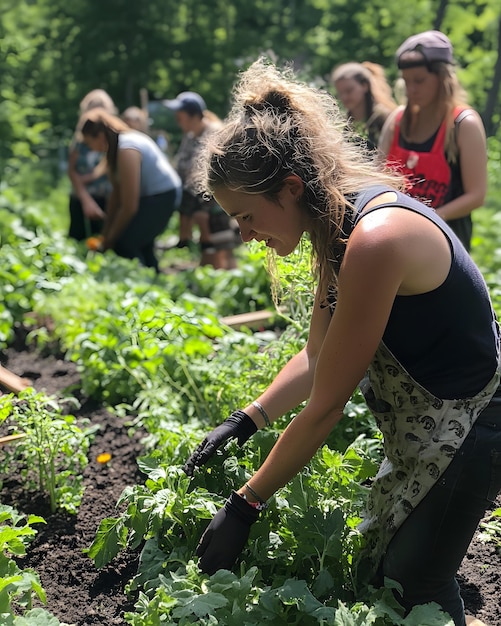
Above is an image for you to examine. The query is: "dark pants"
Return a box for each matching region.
[113,188,179,272]
[382,413,501,625]
[68,195,107,241]
[179,189,209,218]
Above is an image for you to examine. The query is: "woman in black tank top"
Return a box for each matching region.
[181,59,500,626]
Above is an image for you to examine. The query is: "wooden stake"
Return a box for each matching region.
[140,87,149,114]
[0,364,32,393]
[220,310,277,329]
[0,433,26,447]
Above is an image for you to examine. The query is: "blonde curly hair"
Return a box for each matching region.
[199,58,404,301]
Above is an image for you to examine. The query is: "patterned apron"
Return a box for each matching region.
[357,338,501,573]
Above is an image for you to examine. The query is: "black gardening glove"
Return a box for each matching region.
[196,491,260,575]
[183,410,257,476]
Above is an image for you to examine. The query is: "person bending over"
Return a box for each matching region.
[80,108,181,272]
[184,58,501,626]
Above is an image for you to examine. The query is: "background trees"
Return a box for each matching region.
[1,0,500,194]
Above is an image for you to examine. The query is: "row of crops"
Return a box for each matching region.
[1,182,500,625]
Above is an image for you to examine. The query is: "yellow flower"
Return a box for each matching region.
[96,452,112,464]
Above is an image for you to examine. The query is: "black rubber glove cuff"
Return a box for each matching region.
[225,490,260,524]
[228,410,258,445]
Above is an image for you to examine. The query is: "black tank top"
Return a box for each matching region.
[353,186,497,399]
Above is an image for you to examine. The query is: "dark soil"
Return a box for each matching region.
[0,344,145,626]
[0,342,500,626]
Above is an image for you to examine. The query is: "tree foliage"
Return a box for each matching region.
[1,0,500,192]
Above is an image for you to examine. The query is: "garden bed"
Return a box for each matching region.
[0,344,500,626]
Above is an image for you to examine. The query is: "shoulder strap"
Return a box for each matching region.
[454,107,474,126]
[452,107,475,158]
[354,185,393,215]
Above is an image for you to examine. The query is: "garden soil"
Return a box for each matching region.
[1,343,500,626]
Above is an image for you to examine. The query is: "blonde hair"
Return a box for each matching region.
[79,89,116,115]
[122,106,150,132]
[200,58,404,301]
[204,109,223,125]
[73,89,117,145]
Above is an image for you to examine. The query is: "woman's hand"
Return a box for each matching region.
[82,196,105,220]
[196,491,260,574]
[183,410,257,476]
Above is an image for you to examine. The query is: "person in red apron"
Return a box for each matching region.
[183,59,501,626]
[379,30,487,252]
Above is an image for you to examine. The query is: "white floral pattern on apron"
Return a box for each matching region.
[358,338,501,571]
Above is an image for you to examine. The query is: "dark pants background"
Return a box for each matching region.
[382,413,501,626]
[68,195,107,241]
[113,188,179,272]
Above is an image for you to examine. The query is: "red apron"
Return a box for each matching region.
[386,107,464,209]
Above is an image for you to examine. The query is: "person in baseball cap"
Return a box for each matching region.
[163,91,207,116]
[379,29,487,252]
[396,30,454,70]
[163,90,241,268]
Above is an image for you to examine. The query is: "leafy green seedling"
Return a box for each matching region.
[0,504,45,616]
[478,507,501,549]
[0,389,90,514]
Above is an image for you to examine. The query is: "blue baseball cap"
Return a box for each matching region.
[163,91,206,116]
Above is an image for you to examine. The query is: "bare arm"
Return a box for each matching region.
[68,148,106,221]
[78,157,108,185]
[102,148,141,248]
[239,238,401,500]
[237,199,451,503]
[377,106,403,162]
[436,112,487,221]
[100,182,119,241]
[242,291,332,428]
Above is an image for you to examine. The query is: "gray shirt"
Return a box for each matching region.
[175,121,220,193]
[118,131,181,197]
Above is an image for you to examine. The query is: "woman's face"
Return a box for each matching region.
[214,177,307,257]
[334,77,367,115]
[401,66,441,109]
[83,131,107,152]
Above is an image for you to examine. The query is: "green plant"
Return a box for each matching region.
[122,561,454,625]
[478,507,501,549]
[0,504,70,624]
[0,504,46,612]
[0,390,90,514]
